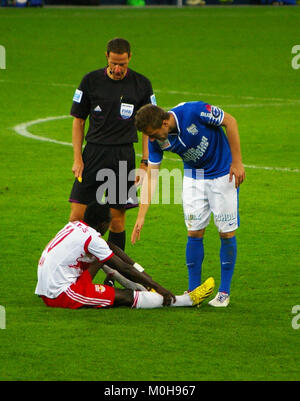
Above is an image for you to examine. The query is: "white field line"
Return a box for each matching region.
[1,79,300,105]
[155,89,300,104]
[13,115,300,174]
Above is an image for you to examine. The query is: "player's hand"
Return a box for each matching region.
[135,163,148,187]
[72,160,84,182]
[229,161,245,188]
[131,218,144,244]
[157,287,176,306]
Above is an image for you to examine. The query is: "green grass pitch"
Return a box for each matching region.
[0,5,300,381]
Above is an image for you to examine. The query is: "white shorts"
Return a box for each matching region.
[182,174,239,233]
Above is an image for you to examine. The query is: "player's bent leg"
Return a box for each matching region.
[115,290,166,309]
[102,265,147,291]
[113,288,134,307]
[132,291,165,309]
[130,278,215,309]
[88,261,104,280]
[113,288,164,309]
[69,202,87,222]
[41,270,116,309]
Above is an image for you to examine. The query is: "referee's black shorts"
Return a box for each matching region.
[69,143,138,209]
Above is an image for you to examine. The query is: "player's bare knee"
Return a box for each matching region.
[113,288,134,307]
[219,230,236,239]
[188,229,205,238]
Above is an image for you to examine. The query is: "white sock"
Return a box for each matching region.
[133,291,163,309]
[132,291,192,309]
[172,294,193,307]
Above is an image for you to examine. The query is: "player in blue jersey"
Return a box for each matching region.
[131,102,245,307]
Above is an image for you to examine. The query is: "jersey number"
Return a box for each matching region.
[46,226,75,253]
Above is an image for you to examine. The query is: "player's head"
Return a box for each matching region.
[106,38,131,80]
[83,201,111,235]
[135,104,170,142]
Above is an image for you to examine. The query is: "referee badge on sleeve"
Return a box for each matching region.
[150,94,157,105]
[120,103,134,119]
[73,89,83,103]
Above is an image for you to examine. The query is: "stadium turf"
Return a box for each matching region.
[0,5,300,381]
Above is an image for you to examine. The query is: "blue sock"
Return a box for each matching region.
[219,236,237,294]
[186,237,204,291]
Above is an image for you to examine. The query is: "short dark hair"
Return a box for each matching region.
[106,38,131,56]
[135,104,170,133]
[83,201,111,229]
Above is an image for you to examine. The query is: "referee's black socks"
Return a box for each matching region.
[108,230,126,251]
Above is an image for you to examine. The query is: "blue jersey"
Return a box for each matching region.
[148,101,232,179]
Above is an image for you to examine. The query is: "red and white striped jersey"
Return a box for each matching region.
[35,221,113,299]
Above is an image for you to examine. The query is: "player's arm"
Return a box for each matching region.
[131,162,160,244]
[135,84,153,187]
[72,117,85,180]
[141,133,149,161]
[106,254,176,305]
[221,112,245,188]
[106,240,152,280]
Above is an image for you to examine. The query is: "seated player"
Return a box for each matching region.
[35,201,214,310]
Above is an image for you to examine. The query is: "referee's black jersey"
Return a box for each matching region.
[70,68,155,145]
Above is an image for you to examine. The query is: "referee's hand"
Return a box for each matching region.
[72,160,84,182]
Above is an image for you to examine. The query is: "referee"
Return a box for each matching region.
[69,38,155,254]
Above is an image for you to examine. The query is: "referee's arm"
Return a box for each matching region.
[72,117,85,180]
